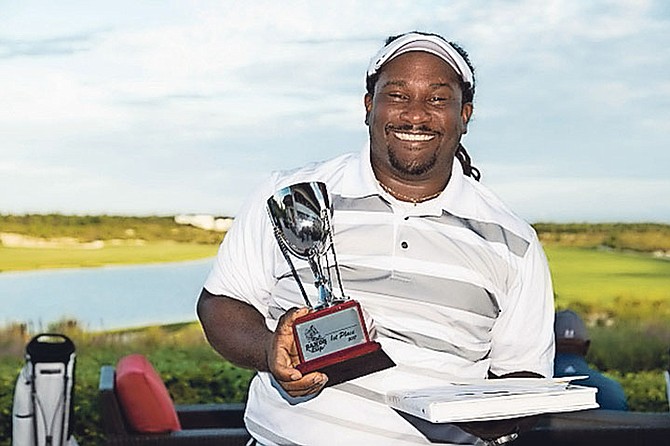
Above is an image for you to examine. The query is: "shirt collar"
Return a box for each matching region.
[340,145,479,218]
[340,145,380,199]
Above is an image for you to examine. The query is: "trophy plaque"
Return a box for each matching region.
[267,182,395,386]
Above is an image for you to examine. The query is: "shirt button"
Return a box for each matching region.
[401,241,408,249]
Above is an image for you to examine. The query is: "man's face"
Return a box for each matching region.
[365,52,473,181]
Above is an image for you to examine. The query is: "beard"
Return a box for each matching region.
[387,145,438,176]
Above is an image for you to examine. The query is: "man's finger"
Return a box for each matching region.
[273,361,303,382]
[276,307,310,332]
[278,372,329,397]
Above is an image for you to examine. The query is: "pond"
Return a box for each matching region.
[0,259,214,331]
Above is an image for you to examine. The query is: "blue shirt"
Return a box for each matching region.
[554,353,628,411]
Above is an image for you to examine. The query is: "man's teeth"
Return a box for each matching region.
[393,132,435,141]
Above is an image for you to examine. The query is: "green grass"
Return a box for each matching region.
[0,242,219,272]
[545,246,670,319]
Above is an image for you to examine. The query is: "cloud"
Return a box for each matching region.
[0,31,101,58]
[0,160,72,176]
[1,1,669,221]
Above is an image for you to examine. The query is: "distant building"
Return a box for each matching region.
[174,214,233,232]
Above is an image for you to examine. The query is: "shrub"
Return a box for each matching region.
[606,370,668,412]
[0,360,23,446]
[588,321,670,372]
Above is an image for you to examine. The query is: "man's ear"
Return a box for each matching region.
[364,94,373,125]
[461,102,473,134]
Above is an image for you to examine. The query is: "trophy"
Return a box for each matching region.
[267,182,394,386]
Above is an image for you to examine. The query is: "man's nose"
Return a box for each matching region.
[399,100,431,125]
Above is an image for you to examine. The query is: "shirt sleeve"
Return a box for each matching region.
[488,232,555,378]
[203,178,278,315]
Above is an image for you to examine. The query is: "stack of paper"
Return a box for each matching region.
[385,377,599,423]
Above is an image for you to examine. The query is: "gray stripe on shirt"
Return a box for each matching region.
[245,418,300,446]
[426,211,530,257]
[332,194,392,213]
[334,266,500,318]
[376,326,490,362]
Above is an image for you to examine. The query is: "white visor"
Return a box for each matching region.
[366,33,474,87]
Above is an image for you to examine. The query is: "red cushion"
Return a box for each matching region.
[115,354,181,433]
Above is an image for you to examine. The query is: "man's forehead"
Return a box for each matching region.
[378,79,458,91]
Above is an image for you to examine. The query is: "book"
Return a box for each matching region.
[385,377,599,423]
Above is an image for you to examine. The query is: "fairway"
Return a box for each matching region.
[545,246,670,318]
[0,242,219,272]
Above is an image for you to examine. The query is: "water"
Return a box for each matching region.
[0,259,214,331]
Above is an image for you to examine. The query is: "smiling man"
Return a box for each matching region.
[366,47,473,199]
[198,32,555,445]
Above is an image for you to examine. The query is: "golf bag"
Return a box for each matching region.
[12,333,76,446]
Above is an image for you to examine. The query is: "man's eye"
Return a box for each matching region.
[429,96,458,107]
[388,93,407,101]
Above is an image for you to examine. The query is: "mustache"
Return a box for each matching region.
[385,123,440,134]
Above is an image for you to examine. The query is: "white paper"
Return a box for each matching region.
[385,379,599,423]
[336,367,598,423]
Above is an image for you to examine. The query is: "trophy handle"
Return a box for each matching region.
[271,225,313,308]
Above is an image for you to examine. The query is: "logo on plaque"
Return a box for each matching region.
[304,325,327,354]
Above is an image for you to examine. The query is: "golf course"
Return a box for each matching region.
[0,215,668,445]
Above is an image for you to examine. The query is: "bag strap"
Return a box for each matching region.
[26,334,75,364]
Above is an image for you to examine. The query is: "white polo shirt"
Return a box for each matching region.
[204,147,555,445]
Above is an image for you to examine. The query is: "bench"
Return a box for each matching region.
[98,365,250,446]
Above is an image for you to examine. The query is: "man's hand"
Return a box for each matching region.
[266,307,328,398]
[197,292,328,398]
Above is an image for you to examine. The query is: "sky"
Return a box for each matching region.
[1,0,669,223]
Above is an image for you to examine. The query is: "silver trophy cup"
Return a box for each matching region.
[266,182,394,385]
[266,182,344,309]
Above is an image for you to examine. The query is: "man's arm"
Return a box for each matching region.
[196,288,328,397]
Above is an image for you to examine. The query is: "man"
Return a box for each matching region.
[198,31,555,445]
[554,309,628,411]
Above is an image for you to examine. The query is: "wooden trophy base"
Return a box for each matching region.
[296,340,395,387]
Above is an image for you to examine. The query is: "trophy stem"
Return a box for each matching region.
[315,284,330,310]
[308,256,332,309]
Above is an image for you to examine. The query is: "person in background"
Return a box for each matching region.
[554,309,628,411]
